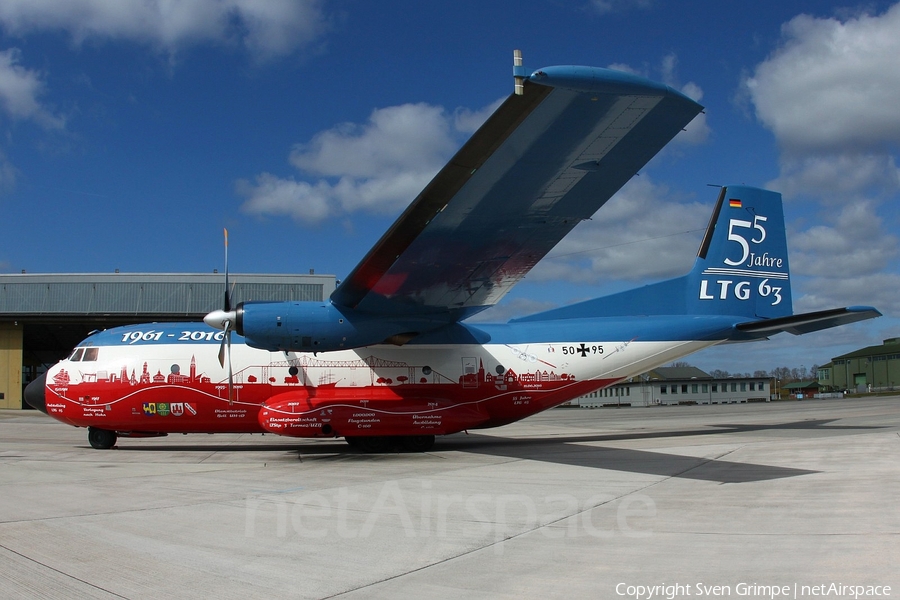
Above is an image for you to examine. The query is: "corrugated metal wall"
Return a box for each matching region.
[0,276,329,315]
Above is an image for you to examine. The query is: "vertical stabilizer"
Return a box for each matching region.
[687,185,792,319]
[513,185,795,323]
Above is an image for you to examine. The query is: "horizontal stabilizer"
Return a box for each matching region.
[735,306,881,336]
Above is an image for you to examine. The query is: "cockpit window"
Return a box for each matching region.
[69,347,99,362]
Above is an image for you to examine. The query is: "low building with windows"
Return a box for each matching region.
[576,366,770,408]
[781,380,819,399]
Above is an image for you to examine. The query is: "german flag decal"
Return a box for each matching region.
[729,198,742,208]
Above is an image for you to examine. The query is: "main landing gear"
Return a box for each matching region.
[345,435,435,453]
[87,427,118,450]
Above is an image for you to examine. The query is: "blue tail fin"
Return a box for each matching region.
[513,185,881,333]
[514,185,793,322]
[686,185,792,318]
[692,186,879,334]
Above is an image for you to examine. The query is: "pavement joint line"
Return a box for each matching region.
[317,475,652,599]
[0,543,130,600]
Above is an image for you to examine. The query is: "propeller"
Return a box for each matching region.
[204,228,236,405]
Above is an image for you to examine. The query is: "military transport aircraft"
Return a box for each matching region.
[25,56,880,452]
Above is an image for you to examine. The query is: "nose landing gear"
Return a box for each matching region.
[88,427,117,449]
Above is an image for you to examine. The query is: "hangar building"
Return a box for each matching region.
[817,337,900,393]
[0,272,336,409]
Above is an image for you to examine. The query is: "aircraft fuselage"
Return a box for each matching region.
[37,321,716,442]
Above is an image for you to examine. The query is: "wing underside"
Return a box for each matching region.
[331,66,704,319]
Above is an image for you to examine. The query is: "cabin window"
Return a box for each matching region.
[69,348,85,362]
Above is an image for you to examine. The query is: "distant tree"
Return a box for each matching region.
[695,365,820,381]
[670,361,693,368]
[772,366,792,381]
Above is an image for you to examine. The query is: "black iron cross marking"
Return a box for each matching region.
[577,343,589,357]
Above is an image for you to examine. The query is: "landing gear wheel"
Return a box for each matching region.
[400,435,435,452]
[344,436,359,448]
[88,427,117,449]
[348,436,393,453]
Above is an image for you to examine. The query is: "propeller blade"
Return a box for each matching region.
[217,319,234,405]
[205,229,237,331]
[224,325,233,406]
[212,229,235,406]
[217,320,228,367]
[223,228,231,313]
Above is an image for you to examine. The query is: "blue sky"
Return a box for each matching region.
[1,0,898,376]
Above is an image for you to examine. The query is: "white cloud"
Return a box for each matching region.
[745,4,900,155]
[234,173,332,224]
[529,177,709,283]
[0,0,327,59]
[240,101,494,223]
[795,272,900,316]
[0,48,64,129]
[771,154,900,203]
[289,103,456,180]
[744,5,900,319]
[790,200,898,278]
[453,97,504,134]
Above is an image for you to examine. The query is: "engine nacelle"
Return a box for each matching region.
[234,300,445,353]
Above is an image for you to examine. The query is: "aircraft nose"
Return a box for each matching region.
[24,372,48,414]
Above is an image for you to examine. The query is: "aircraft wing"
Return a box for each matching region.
[331,66,704,319]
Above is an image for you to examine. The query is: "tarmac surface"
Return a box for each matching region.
[1,397,898,599]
